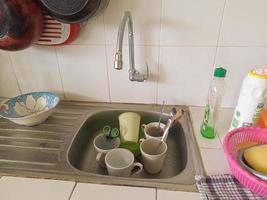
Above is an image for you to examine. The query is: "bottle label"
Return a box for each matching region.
[252,102,264,123]
[231,110,240,129]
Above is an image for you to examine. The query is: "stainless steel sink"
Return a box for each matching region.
[68,110,187,179]
[0,101,204,191]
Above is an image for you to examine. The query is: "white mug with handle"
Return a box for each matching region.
[141,122,166,141]
[140,138,167,174]
[93,133,120,168]
[105,148,143,177]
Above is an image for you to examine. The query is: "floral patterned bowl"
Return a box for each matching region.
[0,92,60,126]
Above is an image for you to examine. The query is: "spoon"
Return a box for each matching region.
[161,108,184,142]
[155,108,184,153]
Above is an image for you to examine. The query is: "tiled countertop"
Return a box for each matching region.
[0,106,234,200]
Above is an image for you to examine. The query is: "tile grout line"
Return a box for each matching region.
[8,53,22,95]
[61,44,267,48]
[103,14,112,103]
[156,0,164,105]
[199,146,223,150]
[211,0,228,75]
[210,0,228,146]
[55,47,67,100]
[68,182,77,200]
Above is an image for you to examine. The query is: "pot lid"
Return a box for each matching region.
[40,0,89,15]
[0,1,26,38]
[0,3,8,38]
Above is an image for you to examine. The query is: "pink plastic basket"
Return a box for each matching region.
[223,127,267,198]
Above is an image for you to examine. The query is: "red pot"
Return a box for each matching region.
[0,0,43,51]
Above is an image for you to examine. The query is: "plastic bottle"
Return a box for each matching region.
[230,69,267,130]
[256,107,267,128]
[201,67,227,139]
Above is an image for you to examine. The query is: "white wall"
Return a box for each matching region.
[1,0,267,107]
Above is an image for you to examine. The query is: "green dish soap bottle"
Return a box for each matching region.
[201,67,227,139]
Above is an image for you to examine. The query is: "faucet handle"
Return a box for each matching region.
[129,62,149,82]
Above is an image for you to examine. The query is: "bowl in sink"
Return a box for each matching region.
[0,92,60,126]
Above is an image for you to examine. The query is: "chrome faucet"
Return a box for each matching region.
[114,11,149,82]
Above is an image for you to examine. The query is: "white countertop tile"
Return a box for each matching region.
[216,108,235,144]
[157,190,201,200]
[71,183,156,200]
[0,176,75,200]
[200,148,231,176]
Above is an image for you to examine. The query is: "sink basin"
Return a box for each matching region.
[68,110,187,179]
[0,102,204,191]
[66,104,204,190]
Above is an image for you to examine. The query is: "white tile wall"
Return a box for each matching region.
[9,46,64,98]
[158,47,216,106]
[1,0,267,107]
[104,0,162,45]
[219,0,267,46]
[161,0,225,46]
[72,16,105,45]
[56,45,110,102]
[0,52,20,97]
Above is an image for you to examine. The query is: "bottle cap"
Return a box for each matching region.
[248,69,267,80]
[214,67,227,78]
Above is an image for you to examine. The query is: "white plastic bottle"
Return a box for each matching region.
[230,69,267,130]
[201,67,227,138]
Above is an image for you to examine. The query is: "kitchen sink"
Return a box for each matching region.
[68,110,187,179]
[0,101,204,191]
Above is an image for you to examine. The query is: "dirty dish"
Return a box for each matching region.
[0,92,60,126]
[105,148,143,177]
[93,133,120,168]
[119,112,141,143]
[140,138,167,174]
[141,122,165,141]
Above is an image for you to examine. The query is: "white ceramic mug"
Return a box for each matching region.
[141,122,166,141]
[105,148,143,177]
[93,133,120,168]
[119,112,141,143]
[140,138,167,174]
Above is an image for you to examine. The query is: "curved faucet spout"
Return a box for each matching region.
[114,11,149,82]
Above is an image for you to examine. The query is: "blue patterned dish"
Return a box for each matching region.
[0,92,60,126]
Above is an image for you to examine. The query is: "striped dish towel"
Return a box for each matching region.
[195,175,264,200]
